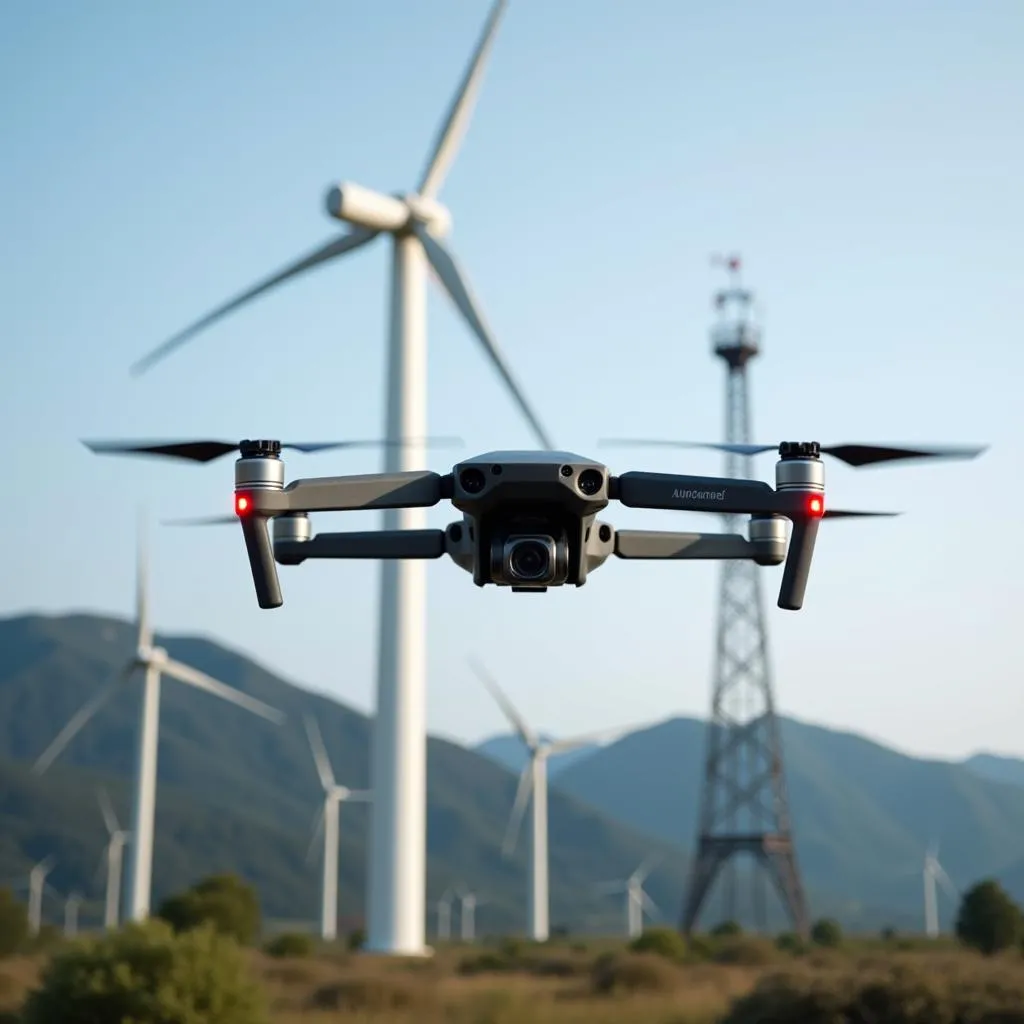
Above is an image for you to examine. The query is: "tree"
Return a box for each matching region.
[810,917,843,947]
[157,872,262,946]
[955,879,1023,955]
[0,887,28,957]
[710,920,742,937]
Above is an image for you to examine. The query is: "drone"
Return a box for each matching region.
[84,436,986,612]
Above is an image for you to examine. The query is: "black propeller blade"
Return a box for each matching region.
[83,437,463,464]
[598,438,988,468]
[823,509,900,519]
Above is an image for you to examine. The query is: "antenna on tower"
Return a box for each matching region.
[679,256,809,939]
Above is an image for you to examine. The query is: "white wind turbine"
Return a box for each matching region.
[27,857,55,937]
[435,887,455,941]
[97,788,130,929]
[63,892,83,938]
[923,840,958,937]
[472,661,638,942]
[127,0,551,957]
[304,714,372,943]
[456,885,486,943]
[597,855,661,938]
[32,532,285,923]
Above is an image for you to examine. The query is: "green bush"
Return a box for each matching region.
[956,879,1023,956]
[158,872,262,946]
[347,925,365,950]
[712,934,780,965]
[810,917,843,948]
[309,975,435,1012]
[710,919,743,937]
[20,918,267,1024]
[775,931,806,954]
[590,951,679,995]
[264,930,315,958]
[0,889,28,958]
[720,960,1024,1024]
[629,925,687,960]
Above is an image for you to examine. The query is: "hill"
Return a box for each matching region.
[552,715,1024,928]
[962,752,1024,788]
[0,612,690,936]
[474,733,601,778]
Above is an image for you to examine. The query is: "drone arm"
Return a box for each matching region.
[613,529,765,561]
[247,470,451,515]
[275,529,450,565]
[613,471,785,515]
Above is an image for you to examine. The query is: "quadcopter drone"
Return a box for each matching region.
[85,436,986,612]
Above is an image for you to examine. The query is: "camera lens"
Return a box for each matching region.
[577,469,603,495]
[508,539,551,581]
[459,468,486,494]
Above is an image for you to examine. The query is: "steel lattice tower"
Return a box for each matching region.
[679,256,809,938]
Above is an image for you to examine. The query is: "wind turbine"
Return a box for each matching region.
[32,531,285,923]
[472,660,638,942]
[435,887,455,941]
[125,0,552,956]
[456,885,486,942]
[63,892,83,938]
[27,857,54,937]
[304,714,371,942]
[923,841,958,937]
[97,788,130,929]
[596,855,661,938]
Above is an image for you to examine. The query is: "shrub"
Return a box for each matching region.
[20,918,267,1024]
[158,872,262,946]
[810,917,843,948]
[710,919,743,937]
[712,934,780,965]
[0,890,28,958]
[956,879,1023,956]
[720,960,1024,1024]
[775,931,806,954]
[264,931,314,958]
[309,975,435,1012]
[347,925,365,950]
[590,951,680,995]
[629,925,687,960]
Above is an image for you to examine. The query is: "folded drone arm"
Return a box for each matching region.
[614,471,786,515]
[275,529,450,565]
[244,470,451,515]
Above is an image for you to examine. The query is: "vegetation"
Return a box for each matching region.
[810,916,843,947]
[956,878,1024,955]
[0,889,28,959]
[158,872,262,946]
[1,927,1023,1024]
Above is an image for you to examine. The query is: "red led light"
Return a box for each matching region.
[235,494,251,516]
[807,495,824,518]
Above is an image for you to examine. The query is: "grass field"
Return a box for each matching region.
[3,931,1024,1023]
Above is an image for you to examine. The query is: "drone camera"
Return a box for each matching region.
[491,532,570,590]
[235,441,286,609]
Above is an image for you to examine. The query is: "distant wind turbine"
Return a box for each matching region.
[97,788,130,929]
[924,841,958,937]
[304,714,371,942]
[64,892,83,938]
[435,887,455,941]
[472,659,641,941]
[597,855,661,938]
[456,885,486,942]
[32,527,285,922]
[27,857,55,937]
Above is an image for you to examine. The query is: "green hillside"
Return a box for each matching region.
[552,715,1024,927]
[0,612,692,937]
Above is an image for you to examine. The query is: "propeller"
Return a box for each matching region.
[82,436,464,465]
[599,438,988,469]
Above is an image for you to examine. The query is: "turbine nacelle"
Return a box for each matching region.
[136,644,167,667]
[324,182,452,237]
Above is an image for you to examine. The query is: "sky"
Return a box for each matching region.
[1,0,1022,763]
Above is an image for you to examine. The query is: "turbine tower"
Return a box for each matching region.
[97,788,130,929]
[679,255,809,936]
[32,530,284,922]
[304,714,371,942]
[456,885,484,942]
[27,858,54,937]
[597,854,661,938]
[127,0,551,956]
[923,841,957,937]
[473,660,633,941]
[435,887,455,941]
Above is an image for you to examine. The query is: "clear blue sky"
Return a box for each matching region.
[2,0,1021,761]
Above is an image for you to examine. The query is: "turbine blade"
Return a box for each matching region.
[161,659,285,724]
[417,0,507,199]
[546,720,642,755]
[97,788,119,835]
[469,658,535,746]
[342,789,372,802]
[595,881,627,894]
[303,714,337,791]
[130,229,379,376]
[136,520,151,649]
[632,852,662,884]
[640,889,660,917]
[936,864,958,897]
[415,225,553,449]
[306,806,324,867]
[33,663,134,774]
[502,765,534,857]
